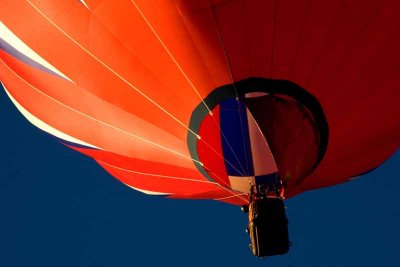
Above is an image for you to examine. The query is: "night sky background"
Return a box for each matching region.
[0,84,399,267]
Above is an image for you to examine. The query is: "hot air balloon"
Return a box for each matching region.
[1,0,399,257]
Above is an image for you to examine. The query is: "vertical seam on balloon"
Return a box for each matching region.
[240,0,256,175]
[86,0,247,179]
[85,6,196,117]
[97,160,218,184]
[237,100,251,175]
[24,0,198,138]
[215,115,249,175]
[173,2,245,176]
[173,8,246,176]
[1,58,202,164]
[200,137,247,177]
[246,109,278,171]
[174,6,219,89]
[173,1,249,177]
[131,0,253,179]
[176,4,248,176]
[209,3,251,175]
[130,0,213,115]
[23,0,246,186]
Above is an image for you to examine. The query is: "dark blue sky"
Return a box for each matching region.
[0,85,399,267]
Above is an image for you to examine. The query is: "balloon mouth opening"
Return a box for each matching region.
[187,77,328,194]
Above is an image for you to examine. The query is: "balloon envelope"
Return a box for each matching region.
[0,0,399,205]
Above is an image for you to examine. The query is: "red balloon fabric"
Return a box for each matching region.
[1,0,399,205]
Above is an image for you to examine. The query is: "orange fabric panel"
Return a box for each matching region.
[1,0,399,201]
[1,0,196,140]
[0,59,102,148]
[71,146,205,181]
[1,0,90,86]
[132,0,224,94]
[90,0,215,107]
[98,161,220,195]
[0,51,90,116]
[177,6,233,86]
[0,57,195,169]
[0,50,192,163]
[84,0,107,10]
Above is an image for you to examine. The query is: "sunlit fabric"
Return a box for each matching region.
[1,0,399,205]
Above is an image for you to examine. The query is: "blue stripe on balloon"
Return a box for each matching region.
[0,38,68,81]
[219,98,254,176]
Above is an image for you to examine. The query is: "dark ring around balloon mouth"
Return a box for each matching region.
[187,77,329,185]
